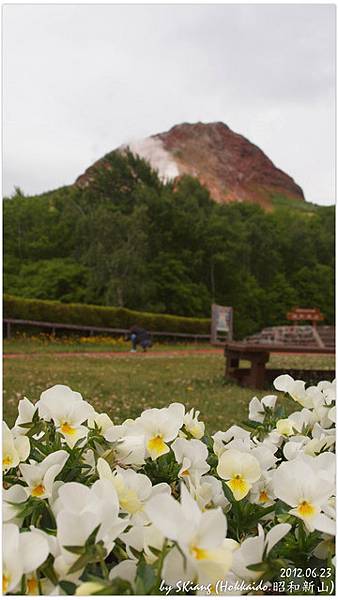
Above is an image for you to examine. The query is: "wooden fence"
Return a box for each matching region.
[3,318,211,343]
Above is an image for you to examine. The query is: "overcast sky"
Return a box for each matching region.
[3,4,335,204]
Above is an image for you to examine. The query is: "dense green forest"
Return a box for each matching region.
[3,151,335,338]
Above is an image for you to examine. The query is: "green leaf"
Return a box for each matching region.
[135,560,156,594]
[16,420,34,428]
[40,555,58,585]
[59,580,77,595]
[63,545,85,556]
[247,561,267,572]
[67,553,91,575]
[221,480,235,504]
[32,407,40,422]
[86,525,101,546]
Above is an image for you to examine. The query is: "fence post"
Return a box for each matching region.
[6,321,11,339]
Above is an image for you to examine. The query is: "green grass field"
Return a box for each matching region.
[3,335,209,354]
[3,338,335,432]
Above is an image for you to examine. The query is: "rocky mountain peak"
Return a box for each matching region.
[76,121,305,209]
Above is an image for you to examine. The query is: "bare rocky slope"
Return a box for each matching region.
[76,121,305,209]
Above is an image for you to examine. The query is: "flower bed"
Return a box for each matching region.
[3,375,336,595]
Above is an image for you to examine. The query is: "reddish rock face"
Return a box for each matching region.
[76,121,305,209]
[153,122,305,209]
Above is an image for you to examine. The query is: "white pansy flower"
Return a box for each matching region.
[217,449,261,501]
[81,448,96,476]
[276,418,295,436]
[3,524,49,594]
[213,426,251,457]
[88,411,114,433]
[248,394,277,423]
[311,393,334,429]
[214,432,277,473]
[13,397,36,431]
[20,450,69,499]
[312,421,336,439]
[183,408,205,439]
[120,523,165,564]
[304,436,335,457]
[3,485,29,524]
[264,429,283,448]
[232,523,291,581]
[55,479,128,568]
[317,379,336,404]
[37,384,94,447]
[272,457,335,533]
[274,375,321,408]
[51,544,83,593]
[162,545,196,588]
[250,441,278,471]
[21,528,59,595]
[116,435,147,467]
[250,473,276,507]
[97,458,170,523]
[3,422,30,472]
[188,475,229,512]
[104,420,147,466]
[314,534,335,559]
[328,405,336,423]
[288,408,316,433]
[201,475,229,508]
[146,483,235,585]
[133,403,185,460]
[110,559,137,590]
[283,435,308,461]
[172,438,210,483]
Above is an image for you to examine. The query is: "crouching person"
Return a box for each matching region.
[126,325,152,352]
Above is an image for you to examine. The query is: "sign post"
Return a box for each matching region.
[211,304,233,344]
[286,307,324,328]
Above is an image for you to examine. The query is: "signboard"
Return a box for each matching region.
[287,308,324,323]
[211,304,233,343]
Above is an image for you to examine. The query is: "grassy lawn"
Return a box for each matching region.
[4,339,334,432]
[3,335,210,354]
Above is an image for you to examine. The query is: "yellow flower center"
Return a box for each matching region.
[227,474,250,500]
[259,490,270,503]
[191,545,209,560]
[3,574,10,594]
[60,422,76,435]
[119,489,143,514]
[3,455,13,468]
[297,500,316,518]
[181,468,190,477]
[147,435,167,456]
[189,424,202,438]
[27,577,38,594]
[31,484,46,497]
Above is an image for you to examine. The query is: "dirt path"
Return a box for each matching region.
[3,348,224,360]
[3,348,333,361]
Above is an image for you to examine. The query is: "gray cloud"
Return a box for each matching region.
[3,4,335,204]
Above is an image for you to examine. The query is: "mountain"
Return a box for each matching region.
[76,121,305,209]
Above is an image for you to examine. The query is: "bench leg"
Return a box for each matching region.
[225,353,239,378]
[247,357,269,388]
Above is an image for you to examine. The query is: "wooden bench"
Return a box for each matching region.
[224,341,335,389]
